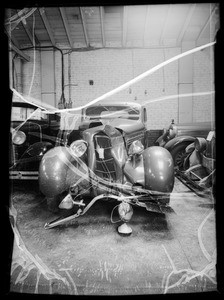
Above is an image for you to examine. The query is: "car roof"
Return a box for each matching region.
[84,101,142,108]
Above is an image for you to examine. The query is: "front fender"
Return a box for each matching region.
[39,146,89,197]
[143,146,174,193]
[164,135,195,152]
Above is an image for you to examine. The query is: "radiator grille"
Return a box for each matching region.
[93,133,117,182]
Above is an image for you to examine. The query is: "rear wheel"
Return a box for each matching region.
[170,142,191,170]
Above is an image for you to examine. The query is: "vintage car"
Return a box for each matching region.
[154,119,213,169]
[9,101,60,180]
[175,130,216,198]
[58,101,148,149]
[38,101,175,232]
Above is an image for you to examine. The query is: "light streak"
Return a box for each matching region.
[28,13,36,97]
[52,41,215,113]
[9,203,76,294]
[162,208,216,293]
[142,91,215,105]
[10,41,215,115]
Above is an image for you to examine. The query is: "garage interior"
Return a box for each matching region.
[6,3,220,296]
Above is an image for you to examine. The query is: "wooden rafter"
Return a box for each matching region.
[9,42,30,61]
[79,7,89,47]
[4,19,30,61]
[99,6,106,47]
[177,3,196,45]
[59,7,73,48]
[17,10,40,46]
[122,6,128,47]
[196,4,218,42]
[38,8,56,46]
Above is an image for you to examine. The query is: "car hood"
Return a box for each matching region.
[108,118,145,133]
[80,118,145,134]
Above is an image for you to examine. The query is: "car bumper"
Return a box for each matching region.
[9,170,39,180]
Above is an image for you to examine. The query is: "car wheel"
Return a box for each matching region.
[170,142,191,170]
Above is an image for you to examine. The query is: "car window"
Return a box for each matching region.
[11,106,47,121]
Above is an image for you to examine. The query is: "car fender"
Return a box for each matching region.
[39,146,89,197]
[185,142,195,153]
[164,135,196,152]
[142,146,174,193]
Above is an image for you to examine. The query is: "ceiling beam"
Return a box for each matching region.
[99,6,106,47]
[159,4,172,46]
[177,3,196,45]
[5,23,20,48]
[17,10,40,46]
[79,7,89,47]
[38,8,56,46]
[122,6,128,47]
[196,4,218,43]
[143,5,150,47]
[59,7,73,49]
[9,42,30,61]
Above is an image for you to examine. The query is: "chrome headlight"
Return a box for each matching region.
[70,140,88,157]
[128,140,144,156]
[12,130,26,145]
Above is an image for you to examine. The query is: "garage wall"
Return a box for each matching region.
[11,46,215,130]
[12,50,42,101]
[55,47,180,130]
[193,47,215,124]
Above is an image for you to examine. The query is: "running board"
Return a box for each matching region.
[175,169,212,198]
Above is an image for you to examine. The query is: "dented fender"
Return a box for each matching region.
[142,146,174,193]
[39,146,89,198]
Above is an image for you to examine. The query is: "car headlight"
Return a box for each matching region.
[70,140,88,157]
[12,130,26,145]
[128,140,144,156]
[194,137,207,152]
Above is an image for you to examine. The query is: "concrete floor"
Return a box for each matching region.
[9,177,217,295]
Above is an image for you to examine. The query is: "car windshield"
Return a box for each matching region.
[11,106,47,121]
[84,105,140,120]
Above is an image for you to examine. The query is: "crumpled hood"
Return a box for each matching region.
[107,119,145,133]
[80,118,145,134]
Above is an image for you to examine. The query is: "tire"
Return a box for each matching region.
[170,142,191,170]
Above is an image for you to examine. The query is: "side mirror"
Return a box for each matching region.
[128,140,144,156]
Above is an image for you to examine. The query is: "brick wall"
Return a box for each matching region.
[11,45,215,129]
[12,50,42,102]
[193,47,215,124]
[60,47,180,130]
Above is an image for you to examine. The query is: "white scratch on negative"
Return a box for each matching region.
[162,242,216,294]
[198,209,215,262]
[11,41,215,115]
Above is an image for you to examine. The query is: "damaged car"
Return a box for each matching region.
[9,101,59,180]
[38,101,175,233]
[175,130,216,198]
[155,119,213,169]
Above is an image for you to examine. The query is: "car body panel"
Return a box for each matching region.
[9,101,59,180]
[143,146,174,193]
[164,135,196,151]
